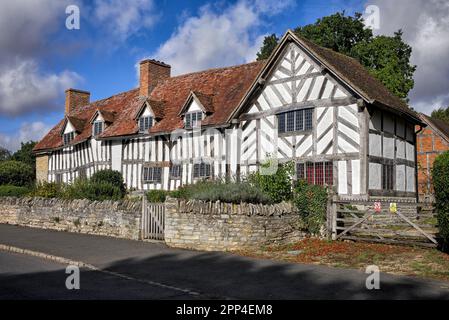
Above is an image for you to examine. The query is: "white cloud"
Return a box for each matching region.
[0,121,52,152]
[366,0,449,114]
[151,0,294,75]
[93,0,159,42]
[0,59,81,116]
[0,0,74,63]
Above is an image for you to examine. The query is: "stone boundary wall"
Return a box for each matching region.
[0,197,142,240]
[164,198,305,251]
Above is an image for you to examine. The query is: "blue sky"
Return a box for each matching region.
[0,0,447,151]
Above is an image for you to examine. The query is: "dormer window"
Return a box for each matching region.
[93,121,104,136]
[139,116,153,133]
[63,132,75,145]
[185,112,202,129]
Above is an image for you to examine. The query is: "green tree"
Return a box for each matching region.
[0,160,34,186]
[294,12,372,56]
[431,106,449,124]
[11,141,37,168]
[256,12,416,100]
[351,31,416,100]
[0,147,11,161]
[256,33,279,60]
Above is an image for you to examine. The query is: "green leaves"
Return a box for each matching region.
[431,107,449,124]
[255,12,416,100]
[432,151,449,247]
[256,33,279,61]
[0,160,34,187]
[248,161,295,203]
[293,180,328,235]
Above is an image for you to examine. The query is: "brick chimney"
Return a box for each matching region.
[65,88,90,114]
[139,59,171,96]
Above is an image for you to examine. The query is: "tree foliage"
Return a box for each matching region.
[0,160,34,187]
[0,147,11,162]
[431,106,449,124]
[256,12,416,100]
[432,151,449,248]
[256,33,279,61]
[11,141,37,168]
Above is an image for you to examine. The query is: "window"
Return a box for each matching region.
[382,164,394,190]
[296,161,333,186]
[170,164,182,179]
[139,116,153,133]
[63,132,75,145]
[193,162,211,178]
[143,167,162,183]
[278,108,313,133]
[93,121,104,136]
[55,174,63,184]
[185,112,203,129]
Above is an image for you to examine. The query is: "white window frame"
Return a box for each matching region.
[93,121,104,136]
[139,116,153,133]
[184,111,203,129]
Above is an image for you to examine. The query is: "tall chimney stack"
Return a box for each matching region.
[139,59,171,96]
[65,88,90,114]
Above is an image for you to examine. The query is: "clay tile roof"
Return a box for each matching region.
[148,100,165,119]
[99,110,116,123]
[66,116,86,133]
[295,33,421,122]
[34,61,265,152]
[193,91,214,113]
[420,113,449,142]
[149,60,265,133]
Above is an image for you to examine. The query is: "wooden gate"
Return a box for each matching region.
[329,198,439,247]
[141,197,165,241]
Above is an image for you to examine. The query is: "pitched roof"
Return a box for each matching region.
[34,61,265,152]
[297,34,419,120]
[419,113,449,143]
[34,30,422,153]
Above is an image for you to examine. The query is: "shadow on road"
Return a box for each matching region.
[2,248,448,300]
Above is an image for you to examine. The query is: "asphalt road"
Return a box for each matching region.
[1,224,449,300]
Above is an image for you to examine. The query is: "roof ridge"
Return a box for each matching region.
[167,60,266,80]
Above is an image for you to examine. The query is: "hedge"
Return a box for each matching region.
[432,151,449,248]
[0,160,34,186]
[293,180,328,234]
[173,180,272,204]
[0,185,30,197]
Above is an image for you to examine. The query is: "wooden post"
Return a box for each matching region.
[331,195,338,240]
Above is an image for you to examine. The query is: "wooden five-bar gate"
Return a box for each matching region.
[328,197,439,247]
[141,197,165,241]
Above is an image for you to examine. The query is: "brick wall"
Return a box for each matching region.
[416,125,449,201]
[164,198,306,251]
[0,197,142,240]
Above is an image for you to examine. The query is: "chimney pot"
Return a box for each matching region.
[65,89,90,114]
[139,59,171,96]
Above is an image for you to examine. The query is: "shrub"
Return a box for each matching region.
[172,180,272,204]
[63,179,124,201]
[432,151,449,248]
[0,185,30,197]
[293,180,329,234]
[90,170,126,194]
[31,181,64,198]
[146,190,169,203]
[248,160,294,203]
[0,160,34,186]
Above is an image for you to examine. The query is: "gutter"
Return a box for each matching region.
[415,125,425,202]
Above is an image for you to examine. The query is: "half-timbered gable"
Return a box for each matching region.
[34,30,424,200]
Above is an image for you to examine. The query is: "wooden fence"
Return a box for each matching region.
[328,197,439,247]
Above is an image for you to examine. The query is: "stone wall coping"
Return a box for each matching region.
[166,197,296,217]
[0,196,142,211]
